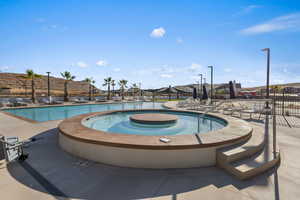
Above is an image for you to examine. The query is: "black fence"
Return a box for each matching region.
[271,96,300,116]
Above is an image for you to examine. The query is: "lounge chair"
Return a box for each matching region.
[112,96,122,101]
[74,97,89,103]
[125,97,135,101]
[40,98,51,104]
[0,136,28,163]
[222,103,243,116]
[8,98,27,107]
[40,97,63,105]
[95,96,107,102]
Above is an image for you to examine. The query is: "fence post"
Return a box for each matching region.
[282,89,285,115]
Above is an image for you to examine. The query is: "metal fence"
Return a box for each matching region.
[271,96,300,116]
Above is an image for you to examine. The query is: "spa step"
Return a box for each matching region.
[224,143,280,180]
[217,125,265,164]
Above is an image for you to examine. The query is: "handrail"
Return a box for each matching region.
[197,100,226,133]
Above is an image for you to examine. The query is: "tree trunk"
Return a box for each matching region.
[64,81,69,101]
[122,87,124,100]
[107,84,110,100]
[31,78,36,103]
[89,84,92,101]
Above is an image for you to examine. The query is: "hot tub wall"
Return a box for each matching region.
[59,133,217,168]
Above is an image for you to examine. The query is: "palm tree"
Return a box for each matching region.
[131,83,139,97]
[103,77,112,100]
[91,80,96,100]
[84,77,93,101]
[24,69,42,103]
[111,80,116,97]
[118,79,128,100]
[61,71,75,101]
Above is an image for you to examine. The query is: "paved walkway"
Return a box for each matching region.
[0,110,300,200]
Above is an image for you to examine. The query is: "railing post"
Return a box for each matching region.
[272,98,277,155]
[197,115,200,133]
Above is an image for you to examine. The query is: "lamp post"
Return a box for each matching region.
[208,66,213,103]
[139,82,142,97]
[196,81,200,98]
[198,73,203,99]
[262,48,270,108]
[46,72,51,98]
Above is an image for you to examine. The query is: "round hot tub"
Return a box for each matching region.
[58,109,252,168]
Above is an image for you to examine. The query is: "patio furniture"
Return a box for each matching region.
[8,98,27,107]
[112,96,122,101]
[95,96,107,102]
[74,97,89,103]
[0,136,28,163]
[40,97,63,105]
[40,98,51,104]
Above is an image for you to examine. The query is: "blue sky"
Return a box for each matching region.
[0,0,300,89]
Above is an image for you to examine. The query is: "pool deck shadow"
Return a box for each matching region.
[6,128,276,200]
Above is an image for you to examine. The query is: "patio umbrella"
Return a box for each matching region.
[193,88,197,99]
[168,85,172,100]
[202,85,208,100]
[229,81,235,99]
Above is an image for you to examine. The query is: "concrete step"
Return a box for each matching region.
[226,144,280,180]
[217,125,265,165]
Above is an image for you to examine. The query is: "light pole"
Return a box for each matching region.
[46,72,51,98]
[262,48,270,108]
[139,82,142,97]
[196,81,200,98]
[198,73,203,99]
[208,66,213,103]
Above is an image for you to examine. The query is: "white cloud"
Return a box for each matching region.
[76,61,88,68]
[224,68,232,72]
[241,12,300,35]
[0,66,9,72]
[150,27,166,38]
[234,5,261,16]
[188,63,202,72]
[176,37,183,44]
[96,60,108,66]
[160,74,173,78]
[113,68,120,72]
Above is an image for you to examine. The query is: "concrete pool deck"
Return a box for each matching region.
[0,104,300,199]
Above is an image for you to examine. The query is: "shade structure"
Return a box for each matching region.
[229,81,235,99]
[193,88,197,99]
[202,85,208,100]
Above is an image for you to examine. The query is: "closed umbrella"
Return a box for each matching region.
[202,85,208,100]
[229,81,235,99]
[193,88,197,99]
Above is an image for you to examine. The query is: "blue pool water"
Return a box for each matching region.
[83,110,227,136]
[4,102,163,122]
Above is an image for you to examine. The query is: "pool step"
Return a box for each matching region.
[217,125,265,164]
[217,124,280,180]
[225,144,280,180]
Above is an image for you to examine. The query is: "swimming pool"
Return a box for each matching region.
[3,102,163,122]
[83,110,227,136]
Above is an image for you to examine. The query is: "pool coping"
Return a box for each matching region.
[0,101,159,123]
[58,109,253,150]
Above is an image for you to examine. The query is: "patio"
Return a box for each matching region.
[0,110,299,200]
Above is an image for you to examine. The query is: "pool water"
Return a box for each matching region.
[83,110,227,136]
[4,102,163,122]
